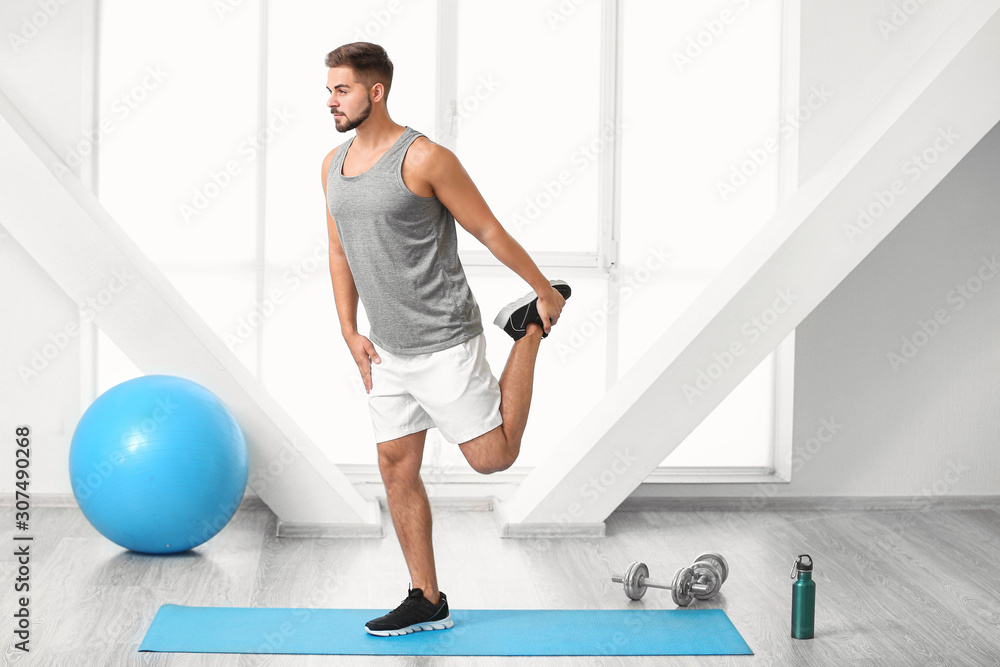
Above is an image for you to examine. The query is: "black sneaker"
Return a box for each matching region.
[365,587,453,636]
[493,279,572,341]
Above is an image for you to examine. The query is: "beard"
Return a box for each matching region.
[333,95,373,133]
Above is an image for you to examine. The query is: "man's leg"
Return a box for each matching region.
[377,429,441,604]
[459,321,544,474]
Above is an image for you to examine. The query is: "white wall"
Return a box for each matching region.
[785,0,998,498]
[791,122,1000,497]
[631,0,999,503]
[0,0,96,497]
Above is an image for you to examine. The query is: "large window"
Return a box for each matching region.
[453,2,602,256]
[96,0,786,476]
[618,0,783,468]
[96,0,261,386]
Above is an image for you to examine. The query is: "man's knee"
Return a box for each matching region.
[468,456,514,476]
[380,467,423,496]
[380,452,418,477]
[464,442,519,475]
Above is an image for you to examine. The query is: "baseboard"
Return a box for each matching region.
[273,498,385,538]
[0,492,272,510]
[5,492,998,517]
[337,464,784,486]
[0,492,386,537]
[615,494,1000,512]
[492,499,607,539]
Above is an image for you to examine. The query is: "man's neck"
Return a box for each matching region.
[352,117,405,151]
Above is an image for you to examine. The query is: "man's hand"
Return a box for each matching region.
[345,331,381,393]
[535,284,567,336]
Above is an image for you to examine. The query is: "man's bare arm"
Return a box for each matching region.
[425,143,566,331]
[322,149,361,337]
[426,145,548,292]
[323,149,380,392]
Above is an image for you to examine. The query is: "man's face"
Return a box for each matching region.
[326,67,373,133]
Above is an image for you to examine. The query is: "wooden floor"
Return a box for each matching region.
[2,502,998,666]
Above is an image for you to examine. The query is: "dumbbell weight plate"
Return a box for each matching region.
[670,566,696,607]
[690,560,722,600]
[622,561,649,601]
[693,552,729,584]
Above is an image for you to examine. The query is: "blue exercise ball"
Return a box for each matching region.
[69,374,249,554]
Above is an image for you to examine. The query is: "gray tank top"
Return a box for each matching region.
[326,126,483,355]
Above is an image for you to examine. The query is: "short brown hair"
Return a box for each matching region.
[325,42,394,98]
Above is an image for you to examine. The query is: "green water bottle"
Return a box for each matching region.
[790,554,815,639]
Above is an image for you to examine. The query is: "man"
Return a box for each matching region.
[321,42,571,637]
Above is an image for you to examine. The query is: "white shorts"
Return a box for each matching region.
[368,332,503,444]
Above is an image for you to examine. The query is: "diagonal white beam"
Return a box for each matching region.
[0,88,382,537]
[498,0,1000,536]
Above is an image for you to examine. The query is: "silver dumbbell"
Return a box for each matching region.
[692,552,729,596]
[612,553,729,606]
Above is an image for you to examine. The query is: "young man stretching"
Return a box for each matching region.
[321,42,572,636]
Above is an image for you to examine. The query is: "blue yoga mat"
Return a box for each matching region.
[139,604,753,656]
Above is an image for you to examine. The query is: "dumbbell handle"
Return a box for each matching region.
[611,573,711,594]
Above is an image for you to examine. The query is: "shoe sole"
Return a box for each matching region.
[492,279,571,330]
[365,615,454,637]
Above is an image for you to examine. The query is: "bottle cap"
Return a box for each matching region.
[789,554,813,578]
